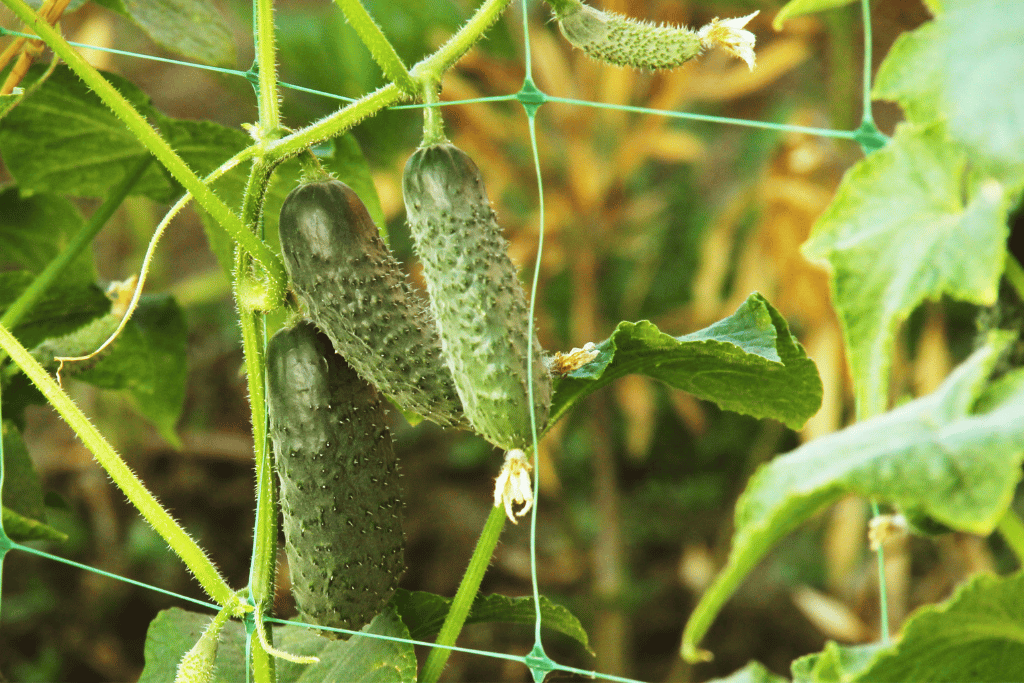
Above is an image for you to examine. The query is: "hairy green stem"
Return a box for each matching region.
[997,508,1024,569]
[420,81,446,145]
[1,0,286,298]
[413,0,513,83]
[267,83,403,161]
[334,0,416,95]
[0,155,151,337]
[236,151,277,683]
[266,0,513,161]
[253,0,280,130]
[0,323,239,611]
[421,504,506,683]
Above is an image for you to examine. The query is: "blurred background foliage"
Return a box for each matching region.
[3,0,1015,681]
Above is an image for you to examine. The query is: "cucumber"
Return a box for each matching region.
[554,2,702,71]
[266,321,404,633]
[278,179,466,429]
[403,143,552,450]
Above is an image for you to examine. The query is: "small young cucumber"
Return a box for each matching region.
[267,321,404,633]
[403,143,552,451]
[278,179,466,429]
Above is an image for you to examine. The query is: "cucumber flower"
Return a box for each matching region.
[494,449,534,523]
[698,11,759,70]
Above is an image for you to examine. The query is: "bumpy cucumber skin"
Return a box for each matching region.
[278,180,466,429]
[267,321,404,633]
[403,143,552,450]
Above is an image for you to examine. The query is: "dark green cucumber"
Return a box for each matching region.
[267,321,404,633]
[403,143,552,450]
[278,179,466,429]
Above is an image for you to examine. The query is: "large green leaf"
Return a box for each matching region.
[138,606,416,683]
[71,294,187,446]
[792,572,1024,682]
[791,642,890,682]
[802,122,1008,418]
[682,337,1024,662]
[0,271,110,349]
[0,189,95,286]
[874,0,1024,179]
[274,605,417,683]
[0,66,175,201]
[392,589,592,654]
[121,0,236,67]
[854,571,1024,682]
[548,293,822,431]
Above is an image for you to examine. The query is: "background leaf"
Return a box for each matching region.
[801,122,1008,417]
[0,272,110,349]
[121,0,236,67]
[548,293,822,431]
[873,0,1024,180]
[852,571,1024,682]
[138,606,417,683]
[392,589,592,654]
[0,420,65,541]
[791,641,889,683]
[683,338,1024,660]
[792,572,1024,682]
[0,188,96,286]
[72,294,188,446]
[0,66,175,201]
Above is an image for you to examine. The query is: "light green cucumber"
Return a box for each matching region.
[278,179,466,429]
[403,143,552,450]
[267,321,404,634]
[553,0,702,70]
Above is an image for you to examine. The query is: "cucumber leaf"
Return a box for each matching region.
[791,641,889,682]
[1,506,68,543]
[1,421,66,542]
[72,294,188,447]
[0,272,110,350]
[801,122,1009,419]
[0,189,96,286]
[852,570,1024,682]
[138,605,417,683]
[0,66,175,201]
[392,589,592,654]
[548,292,822,431]
[1,421,45,523]
[682,336,1024,662]
[791,571,1024,682]
[121,0,235,67]
[874,0,1024,180]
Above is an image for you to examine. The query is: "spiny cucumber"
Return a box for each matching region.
[266,321,404,633]
[403,143,552,451]
[278,179,466,429]
[553,0,702,70]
